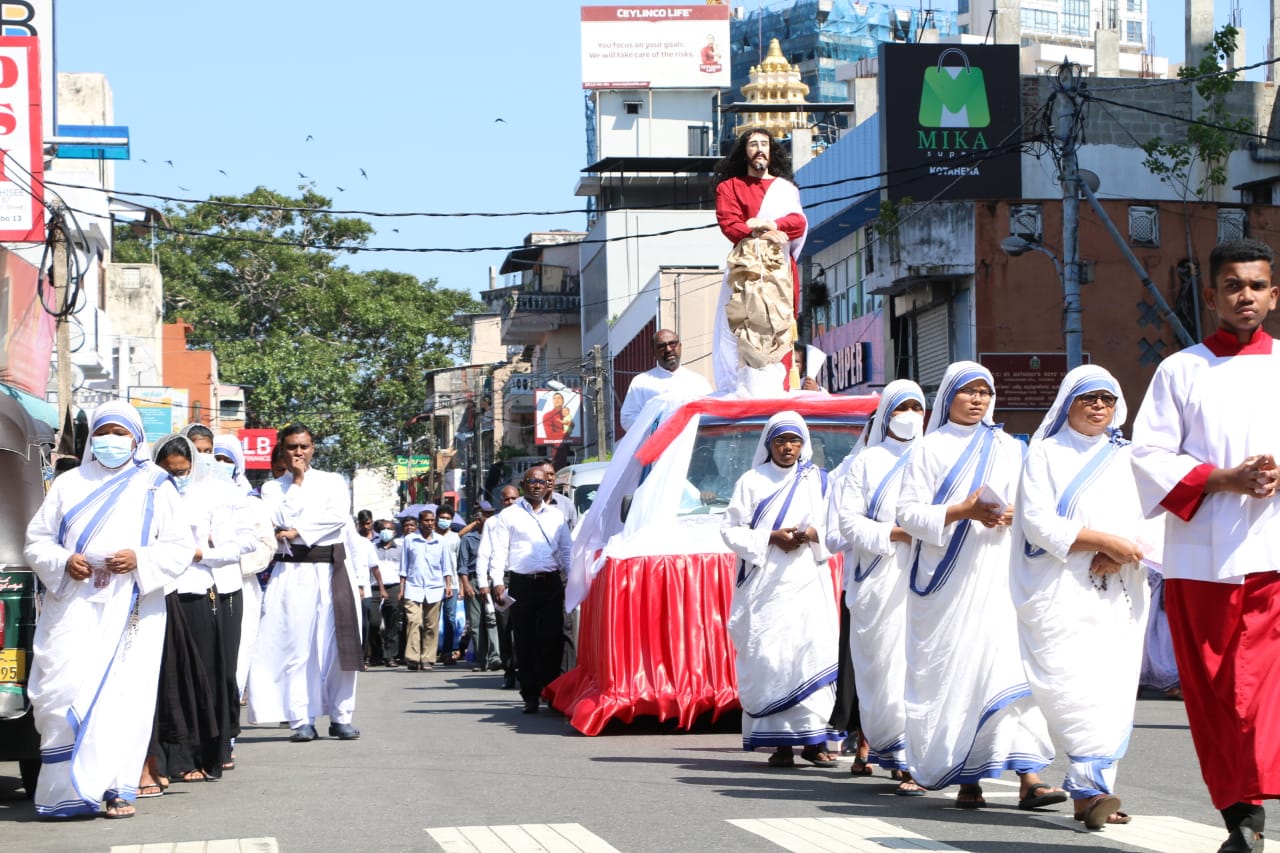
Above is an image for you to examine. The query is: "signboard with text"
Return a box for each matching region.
[980,352,1090,410]
[238,428,277,470]
[0,36,41,241]
[394,454,432,480]
[129,387,189,442]
[880,43,1021,203]
[581,5,730,89]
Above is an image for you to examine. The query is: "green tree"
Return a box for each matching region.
[1141,25,1254,201]
[113,187,482,473]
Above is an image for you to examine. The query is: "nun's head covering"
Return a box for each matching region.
[1031,365,1127,444]
[861,379,927,450]
[753,410,812,467]
[926,361,996,434]
[151,432,210,484]
[84,401,146,465]
[213,433,253,493]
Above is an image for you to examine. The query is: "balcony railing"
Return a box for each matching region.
[504,372,584,394]
[501,291,581,322]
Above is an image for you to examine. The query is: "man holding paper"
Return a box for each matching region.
[897,361,1064,811]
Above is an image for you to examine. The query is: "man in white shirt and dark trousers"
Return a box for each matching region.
[488,471,572,714]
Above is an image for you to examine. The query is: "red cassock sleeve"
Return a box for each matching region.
[1160,462,1213,522]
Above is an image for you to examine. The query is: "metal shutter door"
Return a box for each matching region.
[914,304,950,392]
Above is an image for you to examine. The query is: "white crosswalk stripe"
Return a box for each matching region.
[109,839,279,853]
[1032,813,1228,853]
[728,817,962,852]
[426,823,622,853]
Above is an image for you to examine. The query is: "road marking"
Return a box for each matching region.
[426,823,622,853]
[109,840,278,853]
[1032,813,1226,853]
[728,817,963,852]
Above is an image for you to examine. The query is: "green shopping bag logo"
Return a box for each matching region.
[918,48,991,129]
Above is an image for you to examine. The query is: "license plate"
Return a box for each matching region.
[0,648,26,683]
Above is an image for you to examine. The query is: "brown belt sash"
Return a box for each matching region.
[329,542,363,672]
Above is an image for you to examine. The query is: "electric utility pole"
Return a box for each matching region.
[1054,61,1084,370]
[51,205,74,452]
[591,344,608,460]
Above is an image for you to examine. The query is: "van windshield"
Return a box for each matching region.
[681,419,864,515]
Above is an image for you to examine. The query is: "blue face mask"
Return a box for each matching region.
[436,517,450,531]
[172,474,192,494]
[379,529,395,543]
[91,434,135,469]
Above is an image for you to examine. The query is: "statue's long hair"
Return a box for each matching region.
[713,127,794,187]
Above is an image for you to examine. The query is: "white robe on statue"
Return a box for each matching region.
[25,452,192,817]
[722,413,839,751]
[248,468,359,728]
[897,363,1055,789]
[1012,365,1153,801]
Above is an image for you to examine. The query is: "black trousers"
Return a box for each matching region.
[828,600,858,733]
[379,583,402,663]
[508,572,565,703]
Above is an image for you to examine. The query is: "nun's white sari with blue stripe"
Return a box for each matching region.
[835,380,925,771]
[897,363,1055,789]
[723,413,841,750]
[23,404,193,818]
[1012,366,1153,802]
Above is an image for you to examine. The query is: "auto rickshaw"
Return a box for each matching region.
[0,393,55,796]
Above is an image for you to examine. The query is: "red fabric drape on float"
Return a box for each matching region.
[546,551,844,736]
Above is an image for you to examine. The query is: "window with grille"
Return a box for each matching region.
[863,225,875,274]
[1217,208,1247,243]
[1009,204,1042,242]
[1128,206,1159,247]
[1125,21,1143,44]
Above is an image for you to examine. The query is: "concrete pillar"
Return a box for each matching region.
[791,127,813,172]
[1270,0,1280,82]
[1186,0,1215,68]
[1094,28,1120,78]
[994,0,1021,47]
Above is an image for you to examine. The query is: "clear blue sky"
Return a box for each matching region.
[53,1,1269,299]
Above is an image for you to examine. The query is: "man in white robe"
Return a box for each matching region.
[836,379,926,794]
[722,412,840,767]
[619,329,712,433]
[248,423,362,742]
[25,402,193,819]
[897,361,1064,810]
[1013,365,1152,830]
[1131,238,1280,853]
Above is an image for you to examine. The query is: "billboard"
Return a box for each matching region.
[129,387,190,443]
[238,428,277,471]
[880,44,1021,202]
[535,387,583,446]
[0,36,42,242]
[0,248,52,394]
[581,5,730,89]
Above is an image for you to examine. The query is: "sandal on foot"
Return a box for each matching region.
[800,747,838,767]
[850,758,875,776]
[104,798,135,819]
[1018,782,1068,810]
[956,786,986,809]
[767,751,796,768]
[177,769,207,783]
[896,780,927,797]
[136,784,164,799]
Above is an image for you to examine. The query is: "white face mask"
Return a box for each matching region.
[215,460,236,481]
[887,410,924,442]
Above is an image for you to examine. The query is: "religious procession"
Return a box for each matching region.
[3,112,1274,853]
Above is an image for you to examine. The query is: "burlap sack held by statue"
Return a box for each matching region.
[724,236,795,369]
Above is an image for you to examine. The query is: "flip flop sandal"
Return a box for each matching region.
[104,799,135,819]
[136,784,164,799]
[800,748,838,767]
[1018,782,1068,810]
[767,751,796,768]
[956,791,986,809]
[850,758,875,776]
[896,781,927,797]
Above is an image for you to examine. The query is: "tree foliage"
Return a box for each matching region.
[1141,26,1254,200]
[113,187,482,473]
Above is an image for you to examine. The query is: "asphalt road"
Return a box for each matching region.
[0,666,1260,853]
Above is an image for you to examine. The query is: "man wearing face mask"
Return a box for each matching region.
[24,402,195,820]
[435,505,464,666]
[371,520,403,667]
[834,380,927,794]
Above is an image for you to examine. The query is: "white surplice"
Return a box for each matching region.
[24,460,193,817]
[837,438,915,769]
[897,421,1055,788]
[1013,427,1151,799]
[248,468,358,728]
[722,457,839,750]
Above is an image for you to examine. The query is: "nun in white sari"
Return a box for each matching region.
[1013,365,1153,830]
[24,402,193,819]
[836,379,926,793]
[723,411,841,766]
[897,362,1063,810]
